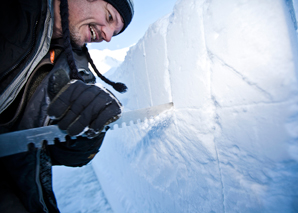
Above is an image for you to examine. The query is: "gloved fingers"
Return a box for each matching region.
[65,100,121,137]
[47,85,73,120]
[60,89,118,136]
[57,110,77,131]
[48,69,70,100]
[48,80,122,137]
[64,116,87,136]
[89,99,122,132]
[56,85,105,129]
[69,85,110,117]
[48,80,87,119]
[65,95,120,136]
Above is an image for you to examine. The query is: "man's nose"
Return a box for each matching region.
[102,26,113,42]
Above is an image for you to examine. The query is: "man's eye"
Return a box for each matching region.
[108,12,113,22]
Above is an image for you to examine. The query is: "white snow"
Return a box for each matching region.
[53,164,113,213]
[88,47,130,74]
[54,0,298,212]
[92,0,298,212]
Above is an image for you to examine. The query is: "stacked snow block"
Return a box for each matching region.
[93,0,298,212]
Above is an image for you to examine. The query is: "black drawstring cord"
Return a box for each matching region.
[60,0,84,82]
[83,45,128,93]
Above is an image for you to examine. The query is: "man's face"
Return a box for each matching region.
[67,0,124,47]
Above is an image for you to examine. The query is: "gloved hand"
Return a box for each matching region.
[48,133,106,167]
[47,69,122,138]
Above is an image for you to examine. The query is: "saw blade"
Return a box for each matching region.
[0,125,66,158]
[110,102,173,129]
[0,102,173,157]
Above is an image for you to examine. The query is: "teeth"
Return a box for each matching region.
[90,26,96,40]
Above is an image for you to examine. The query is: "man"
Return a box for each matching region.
[0,0,134,212]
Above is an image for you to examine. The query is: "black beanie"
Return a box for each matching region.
[103,0,134,34]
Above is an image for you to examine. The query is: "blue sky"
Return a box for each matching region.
[88,0,177,50]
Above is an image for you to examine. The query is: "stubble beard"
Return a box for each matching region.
[69,25,84,48]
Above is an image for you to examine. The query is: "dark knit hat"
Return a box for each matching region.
[103,0,134,34]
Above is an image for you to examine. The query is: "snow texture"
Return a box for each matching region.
[92,0,298,212]
[53,164,113,213]
[88,47,130,74]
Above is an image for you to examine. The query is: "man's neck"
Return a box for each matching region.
[52,0,62,39]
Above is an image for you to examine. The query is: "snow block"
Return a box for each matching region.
[93,0,298,212]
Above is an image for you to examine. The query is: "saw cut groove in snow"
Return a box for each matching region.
[109,102,173,130]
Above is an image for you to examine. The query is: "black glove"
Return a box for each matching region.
[48,132,106,167]
[47,69,122,137]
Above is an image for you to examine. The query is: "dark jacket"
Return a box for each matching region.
[0,1,106,212]
[0,0,52,116]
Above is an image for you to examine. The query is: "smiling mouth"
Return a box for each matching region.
[89,25,97,41]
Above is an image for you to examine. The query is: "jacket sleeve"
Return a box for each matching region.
[48,132,106,167]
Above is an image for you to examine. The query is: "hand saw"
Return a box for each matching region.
[0,102,173,157]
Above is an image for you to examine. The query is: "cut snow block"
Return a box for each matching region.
[205,0,298,103]
[92,0,298,212]
[117,42,153,110]
[167,0,212,109]
[142,17,172,106]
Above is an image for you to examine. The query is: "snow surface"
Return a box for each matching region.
[88,47,130,74]
[53,164,113,213]
[54,0,298,212]
[92,0,298,212]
